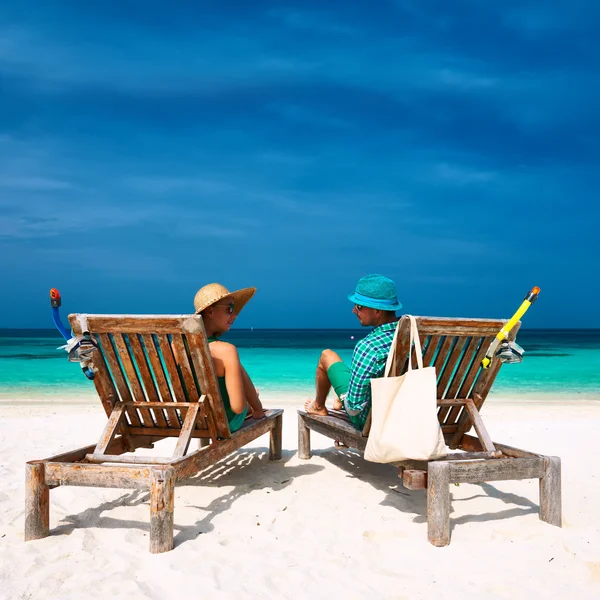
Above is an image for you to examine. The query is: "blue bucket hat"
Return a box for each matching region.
[348,274,402,311]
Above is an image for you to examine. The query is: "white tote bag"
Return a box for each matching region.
[365,315,448,463]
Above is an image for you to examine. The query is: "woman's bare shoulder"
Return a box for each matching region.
[209,340,239,358]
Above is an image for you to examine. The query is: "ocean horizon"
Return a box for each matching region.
[1,327,599,402]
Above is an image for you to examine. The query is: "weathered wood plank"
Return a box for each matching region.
[155,334,185,426]
[183,318,231,441]
[128,334,169,428]
[94,403,127,455]
[463,398,496,453]
[539,456,562,527]
[491,441,541,459]
[436,337,468,423]
[448,458,545,483]
[173,410,283,482]
[304,419,366,452]
[432,336,454,386]
[269,414,283,460]
[422,335,441,369]
[43,436,157,464]
[112,333,155,427]
[298,413,311,459]
[150,469,175,554]
[83,347,136,451]
[436,337,467,397]
[141,334,180,427]
[427,462,451,546]
[170,334,200,403]
[200,398,218,443]
[437,399,467,406]
[128,427,211,439]
[437,451,501,461]
[173,402,201,458]
[444,336,478,400]
[403,469,427,490]
[25,462,49,541]
[119,401,203,408]
[69,314,191,334]
[98,333,143,427]
[45,463,151,488]
[85,454,175,465]
[444,335,492,442]
[412,316,507,336]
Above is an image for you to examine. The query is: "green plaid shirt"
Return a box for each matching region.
[343,321,397,428]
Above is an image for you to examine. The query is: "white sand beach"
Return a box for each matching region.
[1,396,600,600]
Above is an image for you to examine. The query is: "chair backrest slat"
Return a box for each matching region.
[388,315,518,445]
[170,334,200,403]
[97,332,143,427]
[112,332,156,428]
[436,336,468,398]
[140,334,180,427]
[127,335,168,428]
[183,319,231,440]
[69,314,231,440]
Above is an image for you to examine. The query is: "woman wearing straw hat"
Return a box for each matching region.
[194,283,266,431]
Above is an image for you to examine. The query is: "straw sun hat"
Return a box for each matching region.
[193,283,256,315]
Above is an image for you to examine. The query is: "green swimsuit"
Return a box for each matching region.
[208,336,248,432]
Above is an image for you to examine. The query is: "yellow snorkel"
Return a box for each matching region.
[481,286,540,369]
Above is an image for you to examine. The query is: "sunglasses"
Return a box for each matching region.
[354,304,365,312]
[214,302,235,314]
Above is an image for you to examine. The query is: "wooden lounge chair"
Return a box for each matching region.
[25,314,283,553]
[297,315,561,546]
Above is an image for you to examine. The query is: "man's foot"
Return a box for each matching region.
[304,399,328,416]
[332,398,343,411]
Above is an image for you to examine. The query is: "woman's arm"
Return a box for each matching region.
[217,344,247,415]
[241,365,265,419]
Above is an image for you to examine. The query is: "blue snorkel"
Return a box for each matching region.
[49,288,97,380]
[50,288,71,341]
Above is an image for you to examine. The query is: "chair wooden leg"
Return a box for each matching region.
[269,414,283,460]
[427,462,451,547]
[539,456,562,527]
[298,414,311,459]
[149,469,175,553]
[25,461,50,541]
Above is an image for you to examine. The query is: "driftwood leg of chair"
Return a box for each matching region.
[539,456,562,527]
[427,462,451,547]
[25,461,50,541]
[298,414,311,459]
[149,468,175,554]
[269,414,283,460]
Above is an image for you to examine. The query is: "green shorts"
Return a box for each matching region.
[327,362,366,430]
[327,361,351,400]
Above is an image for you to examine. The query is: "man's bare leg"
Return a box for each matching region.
[305,349,343,416]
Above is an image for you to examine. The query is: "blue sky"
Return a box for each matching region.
[1,1,598,329]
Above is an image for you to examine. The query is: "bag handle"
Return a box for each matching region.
[383,315,424,377]
[408,315,424,370]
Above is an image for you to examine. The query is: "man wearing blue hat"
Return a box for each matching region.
[304,274,401,430]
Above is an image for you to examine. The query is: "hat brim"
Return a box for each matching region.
[195,287,256,316]
[348,293,402,311]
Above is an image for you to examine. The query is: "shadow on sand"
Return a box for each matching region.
[52,448,322,548]
[311,446,539,534]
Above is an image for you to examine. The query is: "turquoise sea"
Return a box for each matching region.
[1,329,599,402]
